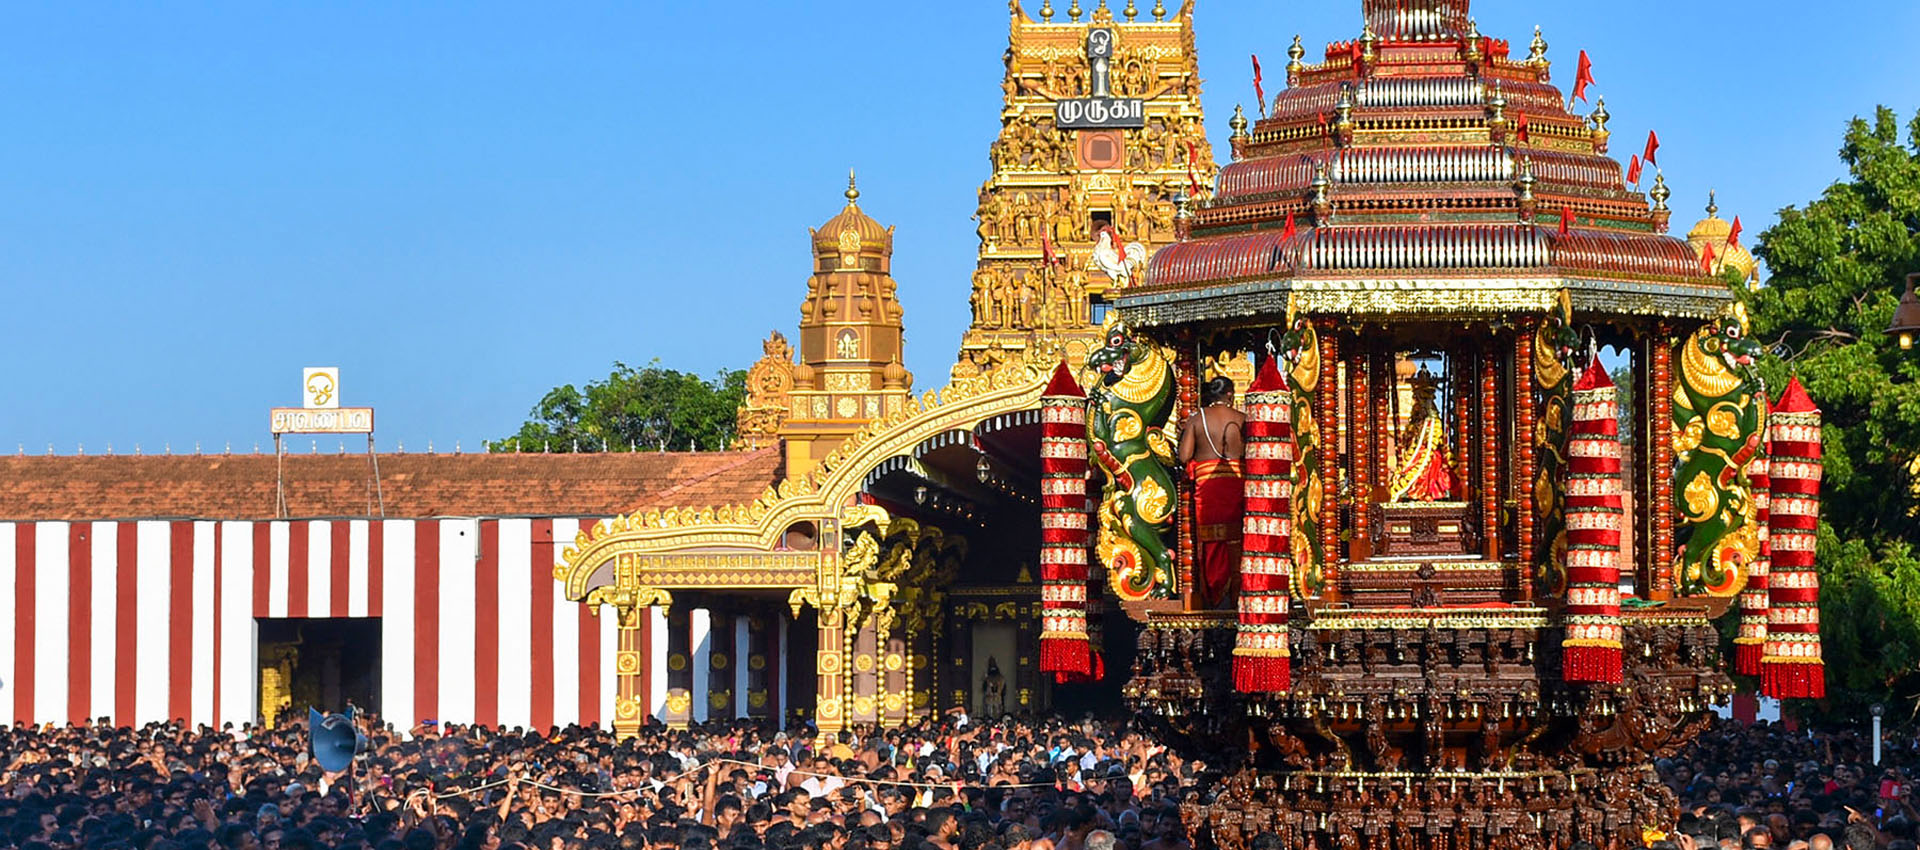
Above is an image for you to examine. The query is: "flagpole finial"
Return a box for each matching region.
[1706,190,1718,218]
[845,169,860,206]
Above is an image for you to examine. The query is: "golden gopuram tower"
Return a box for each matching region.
[954,0,1215,381]
[735,174,915,477]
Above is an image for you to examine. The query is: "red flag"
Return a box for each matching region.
[1516,111,1530,144]
[1283,210,1297,240]
[1252,55,1266,117]
[1042,232,1059,266]
[1186,140,1202,196]
[1559,207,1573,237]
[1700,242,1718,273]
[1573,50,1595,103]
[1317,110,1329,135]
[1644,130,1660,166]
[1728,216,1744,248]
[1626,154,1643,187]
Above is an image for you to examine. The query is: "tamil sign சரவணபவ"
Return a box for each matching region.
[271,407,375,435]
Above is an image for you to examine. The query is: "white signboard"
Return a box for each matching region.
[303,367,340,409]
[271,407,374,435]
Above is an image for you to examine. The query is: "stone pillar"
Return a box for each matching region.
[647,606,669,721]
[733,615,751,720]
[775,614,789,723]
[690,608,712,723]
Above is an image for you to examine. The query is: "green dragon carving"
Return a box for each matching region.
[1086,315,1178,601]
[1672,304,1765,597]
[1532,291,1579,596]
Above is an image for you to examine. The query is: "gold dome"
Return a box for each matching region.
[812,170,894,258]
[882,357,911,390]
[1686,192,1758,284]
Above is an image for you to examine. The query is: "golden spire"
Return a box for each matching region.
[1528,26,1548,63]
[1069,0,1081,21]
[845,169,860,207]
[1124,0,1137,21]
[1650,172,1670,211]
[1287,35,1306,76]
[1705,190,1719,218]
[1152,0,1165,20]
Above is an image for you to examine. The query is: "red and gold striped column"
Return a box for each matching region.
[1235,357,1294,693]
[1319,323,1341,591]
[1563,354,1624,683]
[1761,377,1825,699]
[1651,328,1677,599]
[1039,362,1093,680]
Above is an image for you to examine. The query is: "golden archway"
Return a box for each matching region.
[552,365,1048,736]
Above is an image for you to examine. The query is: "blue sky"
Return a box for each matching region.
[3,0,1917,454]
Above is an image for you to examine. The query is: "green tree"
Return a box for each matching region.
[494,361,747,453]
[1748,106,1920,715]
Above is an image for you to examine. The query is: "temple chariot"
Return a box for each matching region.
[1031,1,1833,847]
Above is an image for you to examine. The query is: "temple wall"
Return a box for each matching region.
[0,517,634,732]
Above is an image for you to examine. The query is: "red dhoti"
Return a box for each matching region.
[1189,459,1245,610]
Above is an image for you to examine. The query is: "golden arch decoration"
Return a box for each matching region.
[553,366,1049,602]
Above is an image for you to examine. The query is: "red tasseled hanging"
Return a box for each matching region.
[1039,362,1094,680]
[1233,356,1294,693]
[1734,395,1773,676]
[1563,354,1624,684]
[1761,378,1825,699]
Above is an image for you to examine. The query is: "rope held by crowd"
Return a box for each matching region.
[421,757,1059,801]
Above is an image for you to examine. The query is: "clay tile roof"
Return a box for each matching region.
[0,449,784,521]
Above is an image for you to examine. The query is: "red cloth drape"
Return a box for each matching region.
[1735,395,1772,676]
[1563,354,1624,684]
[1189,459,1245,610]
[1039,362,1093,680]
[1233,358,1293,693]
[1762,378,1825,699]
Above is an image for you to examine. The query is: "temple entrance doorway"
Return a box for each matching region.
[257,618,381,726]
[969,622,1016,718]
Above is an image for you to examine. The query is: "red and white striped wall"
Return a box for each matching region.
[0,518,621,732]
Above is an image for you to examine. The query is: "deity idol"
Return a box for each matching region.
[1388,365,1454,503]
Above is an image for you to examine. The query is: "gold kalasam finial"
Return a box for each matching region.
[1516,157,1536,203]
[846,169,860,206]
[1590,97,1610,131]
[1706,190,1718,218]
[1464,18,1483,61]
[1360,22,1377,62]
[1124,0,1137,21]
[1230,104,1249,137]
[1288,34,1306,73]
[1529,26,1548,63]
[1152,0,1165,20]
[1040,0,1054,20]
[1650,171,1671,211]
[1069,0,1081,21]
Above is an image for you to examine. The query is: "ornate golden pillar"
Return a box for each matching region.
[789,507,894,737]
[585,553,672,741]
[814,606,850,734]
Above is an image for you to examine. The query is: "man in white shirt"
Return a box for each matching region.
[799,756,845,799]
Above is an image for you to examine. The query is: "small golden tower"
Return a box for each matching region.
[778,172,914,476]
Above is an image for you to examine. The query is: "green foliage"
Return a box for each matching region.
[1611,366,1635,448]
[1746,105,1920,713]
[493,361,747,453]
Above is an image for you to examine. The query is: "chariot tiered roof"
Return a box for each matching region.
[1120,0,1729,327]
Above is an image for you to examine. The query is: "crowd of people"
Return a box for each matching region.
[0,712,1205,850]
[2,710,1916,850]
